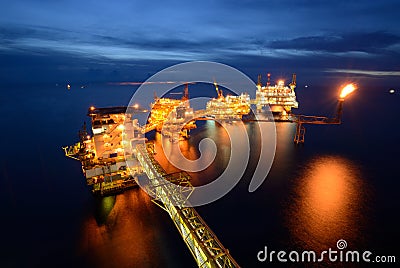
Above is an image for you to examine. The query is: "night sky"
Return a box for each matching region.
[1,0,399,86]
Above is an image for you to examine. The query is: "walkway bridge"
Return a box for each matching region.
[135,143,240,268]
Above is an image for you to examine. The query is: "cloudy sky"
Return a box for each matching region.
[1,0,399,85]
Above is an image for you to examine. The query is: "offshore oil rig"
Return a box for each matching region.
[64,74,357,196]
[63,74,356,267]
[63,106,145,196]
[254,73,298,116]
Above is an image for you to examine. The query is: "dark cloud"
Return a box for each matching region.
[0,48,182,87]
[2,41,398,88]
[0,24,257,61]
[268,32,400,54]
[1,1,400,87]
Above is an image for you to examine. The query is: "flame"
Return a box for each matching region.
[340,83,356,99]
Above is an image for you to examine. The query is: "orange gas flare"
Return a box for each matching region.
[339,83,356,99]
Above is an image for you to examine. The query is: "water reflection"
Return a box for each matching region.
[153,122,231,186]
[286,155,367,251]
[273,123,296,169]
[78,189,175,267]
[94,196,116,225]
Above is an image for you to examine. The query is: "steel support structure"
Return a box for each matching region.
[292,112,341,144]
[135,144,240,268]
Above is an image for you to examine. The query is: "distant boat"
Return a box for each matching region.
[67,84,71,90]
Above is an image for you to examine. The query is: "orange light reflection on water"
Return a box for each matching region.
[78,190,171,267]
[287,155,366,250]
[153,123,231,186]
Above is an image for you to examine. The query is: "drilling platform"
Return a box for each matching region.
[146,84,197,140]
[63,75,356,195]
[63,74,356,267]
[206,81,251,120]
[63,106,145,196]
[254,73,298,118]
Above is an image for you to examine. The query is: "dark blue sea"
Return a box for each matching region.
[0,81,398,267]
